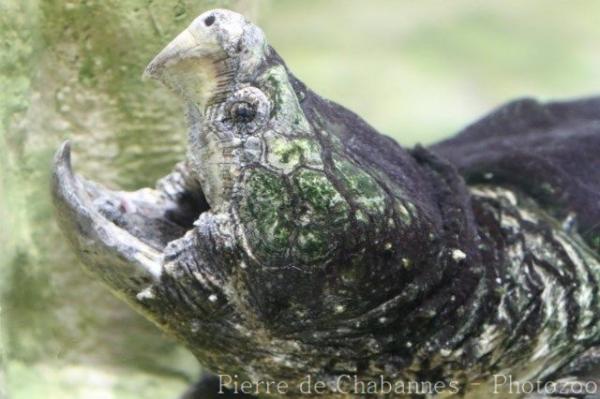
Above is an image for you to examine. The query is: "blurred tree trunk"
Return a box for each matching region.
[0,1,258,397]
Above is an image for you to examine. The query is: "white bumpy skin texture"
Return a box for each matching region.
[53,9,600,399]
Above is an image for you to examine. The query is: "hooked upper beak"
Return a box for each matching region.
[142,23,225,80]
[142,24,226,106]
[143,28,201,81]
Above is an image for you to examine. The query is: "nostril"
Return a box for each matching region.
[204,15,215,26]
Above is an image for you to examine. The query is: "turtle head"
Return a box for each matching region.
[51,7,325,345]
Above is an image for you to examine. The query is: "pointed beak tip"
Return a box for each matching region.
[54,140,72,171]
[142,28,205,83]
[52,139,77,195]
[142,63,158,82]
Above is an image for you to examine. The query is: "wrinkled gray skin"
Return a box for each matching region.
[52,9,600,399]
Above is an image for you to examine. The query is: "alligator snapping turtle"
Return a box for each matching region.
[52,9,600,398]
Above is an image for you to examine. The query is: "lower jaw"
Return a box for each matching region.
[52,141,209,292]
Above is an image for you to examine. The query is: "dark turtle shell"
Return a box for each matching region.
[433,97,600,255]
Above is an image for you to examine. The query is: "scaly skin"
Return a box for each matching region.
[52,9,600,398]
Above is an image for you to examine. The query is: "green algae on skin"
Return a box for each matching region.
[239,169,294,258]
[333,157,387,217]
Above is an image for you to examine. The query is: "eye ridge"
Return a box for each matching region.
[230,101,257,124]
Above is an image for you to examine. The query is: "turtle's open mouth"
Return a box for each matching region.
[51,12,244,300]
[52,141,209,297]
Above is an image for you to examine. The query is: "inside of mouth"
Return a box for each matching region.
[84,178,210,252]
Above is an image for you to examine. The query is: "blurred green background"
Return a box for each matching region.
[1,0,599,397]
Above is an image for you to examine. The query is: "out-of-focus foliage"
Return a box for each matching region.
[260,0,600,144]
[1,0,599,397]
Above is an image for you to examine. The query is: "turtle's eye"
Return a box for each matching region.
[230,101,256,124]
[214,87,270,135]
[204,15,215,27]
